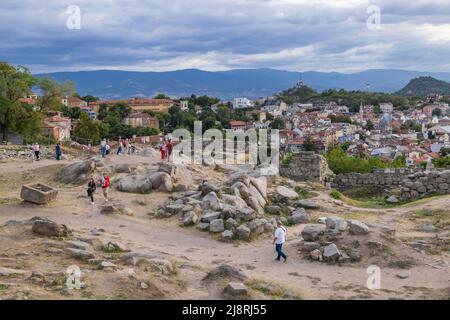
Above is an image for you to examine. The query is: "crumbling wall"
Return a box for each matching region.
[400,170,450,200]
[280,151,331,184]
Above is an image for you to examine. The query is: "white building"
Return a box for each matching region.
[233,98,253,109]
[380,102,394,113]
[179,100,189,112]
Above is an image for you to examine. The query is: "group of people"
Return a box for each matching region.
[31,142,62,161]
[86,173,110,205]
[159,139,173,161]
[100,138,136,158]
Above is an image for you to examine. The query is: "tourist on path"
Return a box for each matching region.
[87,177,97,205]
[160,142,166,160]
[32,143,40,161]
[100,139,107,158]
[55,143,62,160]
[100,173,110,202]
[117,141,123,155]
[166,140,173,161]
[273,221,287,262]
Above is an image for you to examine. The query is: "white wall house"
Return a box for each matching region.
[233,98,253,109]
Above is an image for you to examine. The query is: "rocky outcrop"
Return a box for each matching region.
[58,160,96,184]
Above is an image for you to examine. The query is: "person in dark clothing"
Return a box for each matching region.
[55,143,62,160]
[87,177,97,205]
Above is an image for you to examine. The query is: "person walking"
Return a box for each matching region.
[273,221,287,262]
[160,142,167,160]
[100,173,110,202]
[117,140,123,155]
[166,140,173,161]
[55,143,62,160]
[100,139,107,158]
[105,143,111,156]
[32,143,40,161]
[87,177,97,205]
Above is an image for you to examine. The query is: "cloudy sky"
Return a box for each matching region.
[1,0,450,73]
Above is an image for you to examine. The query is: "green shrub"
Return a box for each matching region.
[330,189,341,200]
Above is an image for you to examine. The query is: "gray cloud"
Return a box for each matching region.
[0,0,449,73]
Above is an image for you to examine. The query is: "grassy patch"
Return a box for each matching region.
[408,209,449,229]
[340,211,372,220]
[246,279,302,300]
[0,198,21,206]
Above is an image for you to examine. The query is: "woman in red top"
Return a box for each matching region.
[101,173,110,202]
[166,140,173,161]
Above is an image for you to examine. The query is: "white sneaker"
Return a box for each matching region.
[91,202,95,205]
[105,199,108,202]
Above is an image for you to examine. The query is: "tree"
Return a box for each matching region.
[62,106,82,119]
[0,62,37,141]
[81,95,99,103]
[364,119,374,130]
[373,105,382,114]
[73,112,100,145]
[154,93,170,99]
[303,136,318,152]
[432,108,442,118]
[271,117,285,130]
[37,77,75,111]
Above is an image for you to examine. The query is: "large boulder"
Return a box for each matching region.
[181,211,199,226]
[235,207,256,222]
[326,217,348,232]
[248,219,266,236]
[117,175,153,194]
[222,194,248,209]
[265,205,282,215]
[323,243,341,261]
[245,196,265,215]
[205,264,247,281]
[201,212,221,223]
[231,182,251,199]
[148,172,173,192]
[348,220,370,235]
[224,282,248,297]
[301,224,325,241]
[226,172,251,187]
[202,192,222,211]
[250,176,267,199]
[201,181,221,196]
[236,225,251,240]
[210,219,225,233]
[115,163,133,173]
[288,209,310,225]
[31,218,71,237]
[58,160,96,184]
[276,186,298,201]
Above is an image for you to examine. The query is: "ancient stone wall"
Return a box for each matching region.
[279,152,331,184]
[331,168,417,190]
[400,170,450,200]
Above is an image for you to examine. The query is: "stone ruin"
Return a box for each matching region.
[20,183,58,205]
[279,151,332,184]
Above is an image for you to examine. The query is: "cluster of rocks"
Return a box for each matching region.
[0,146,65,161]
[116,162,193,194]
[400,170,450,200]
[299,217,372,263]
[28,217,177,278]
[156,172,305,241]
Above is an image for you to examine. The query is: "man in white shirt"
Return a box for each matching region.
[273,221,287,262]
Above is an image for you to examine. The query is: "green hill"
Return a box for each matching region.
[396,76,450,97]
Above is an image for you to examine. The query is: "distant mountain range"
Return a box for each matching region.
[396,76,450,96]
[35,68,450,100]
